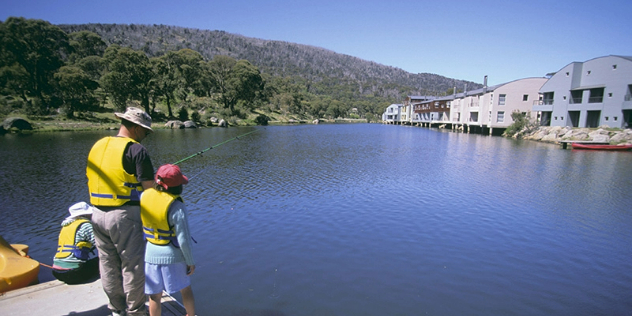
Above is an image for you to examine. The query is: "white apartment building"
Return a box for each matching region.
[533,55,632,128]
[382,104,402,123]
[450,77,547,134]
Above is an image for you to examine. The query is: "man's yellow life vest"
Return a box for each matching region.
[140,188,182,246]
[86,136,142,206]
[55,219,93,260]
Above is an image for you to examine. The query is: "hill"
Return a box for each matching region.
[58,23,482,100]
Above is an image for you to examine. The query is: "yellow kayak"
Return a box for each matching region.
[0,235,40,293]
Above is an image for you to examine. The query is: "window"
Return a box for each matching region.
[566,72,570,76]
[497,111,505,122]
[570,90,583,104]
[543,92,554,105]
[587,70,591,75]
[589,88,604,103]
[499,94,506,105]
[613,65,617,70]
[523,95,528,101]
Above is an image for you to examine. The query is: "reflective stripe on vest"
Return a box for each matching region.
[140,188,182,247]
[55,219,93,260]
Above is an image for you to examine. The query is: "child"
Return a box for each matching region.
[141,164,196,316]
[52,202,99,284]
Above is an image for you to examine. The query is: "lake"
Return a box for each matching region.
[1,123,631,315]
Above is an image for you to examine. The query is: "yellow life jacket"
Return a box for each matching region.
[86,136,143,206]
[55,219,93,260]
[140,188,183,246]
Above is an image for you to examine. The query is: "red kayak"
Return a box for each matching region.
[571,143,632,150]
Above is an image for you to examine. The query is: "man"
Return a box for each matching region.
[87,107,155,316]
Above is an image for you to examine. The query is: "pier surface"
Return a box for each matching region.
[0,279,185,316]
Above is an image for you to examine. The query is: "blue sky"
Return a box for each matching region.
[2,0,630,86]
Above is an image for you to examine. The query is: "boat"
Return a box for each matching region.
[571,143,632,150]
[0,235,40,293]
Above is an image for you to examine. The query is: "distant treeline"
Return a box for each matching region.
[0,17,481,122]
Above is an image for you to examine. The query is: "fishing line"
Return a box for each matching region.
[171,129,258,166]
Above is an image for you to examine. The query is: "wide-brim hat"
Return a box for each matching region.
[68,202,94,219]
[114,107,153,131]
[155,164,189,190]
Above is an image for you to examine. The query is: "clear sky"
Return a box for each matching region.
[2,0,630,85]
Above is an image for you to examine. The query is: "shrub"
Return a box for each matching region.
[255,114,270,125]
[177,107,189,121]
[504,111,535,137]
[190,111,201,122]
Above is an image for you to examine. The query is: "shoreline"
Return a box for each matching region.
[512,125,632,145]
[4,116,631,147]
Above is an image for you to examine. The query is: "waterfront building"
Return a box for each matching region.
[418,77,547,135]
[382,104,403,124]
[403,96,434,125]
[532,55,632,128]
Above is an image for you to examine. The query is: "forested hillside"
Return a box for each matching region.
[1,17,482,126]
[59,23,481,100]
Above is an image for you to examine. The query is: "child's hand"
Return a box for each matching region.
[187,265,196,275]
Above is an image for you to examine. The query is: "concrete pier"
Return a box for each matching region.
[0,279,186,316]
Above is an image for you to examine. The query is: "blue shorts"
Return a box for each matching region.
[145,262,191,295]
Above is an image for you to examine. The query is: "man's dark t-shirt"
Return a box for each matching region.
[123,142,154,183]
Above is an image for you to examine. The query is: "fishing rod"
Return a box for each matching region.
[171,129,257,165]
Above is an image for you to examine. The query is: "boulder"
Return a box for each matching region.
[218,119,228,127]
[313,119,320,124]
[591,134,610,142]
[165,120,185,129]
[183,121,197,128]
[210,117,219,124]
[541,133,559,142]
[1,117,33,133]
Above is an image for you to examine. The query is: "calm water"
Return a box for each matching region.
[1,124,631,316]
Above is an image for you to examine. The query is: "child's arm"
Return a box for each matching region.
[171,200,196,266]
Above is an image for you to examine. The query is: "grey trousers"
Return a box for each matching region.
[92,204,148,316]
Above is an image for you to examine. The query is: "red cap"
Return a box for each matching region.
[155,164,189,189]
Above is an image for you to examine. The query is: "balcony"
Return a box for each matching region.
[588,96,603,103]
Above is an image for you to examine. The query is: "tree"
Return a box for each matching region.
[54,65,99,117]
[68,31,107,62]
[100,45,154,113]
[0,17,70,109]
[173,49,206,98]
[208,55,237,111]
[151,55,179,117]
[233,60,264,111]
[208,56,265,114]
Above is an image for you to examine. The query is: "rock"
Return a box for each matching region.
[218,119,227,127]
[313,119,320,124]
[165,120,185,129]
[610,132,628,143]
[541,133,559,142]
[183,121,197,128]
[2,117,33,132]
[591,134,610,142]
[210,117,218,124]
[571,131,589,140]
